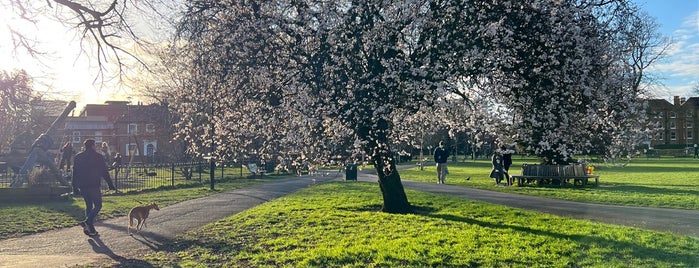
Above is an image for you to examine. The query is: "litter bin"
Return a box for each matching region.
[344,164,357,181]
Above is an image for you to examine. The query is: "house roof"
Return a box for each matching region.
[115,104,170,123]
[646,98,673,110]
[683,97,699,108]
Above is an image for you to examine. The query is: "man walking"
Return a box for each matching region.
[72,139,116,236]
[433,141,449,184]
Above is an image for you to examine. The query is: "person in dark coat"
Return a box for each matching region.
[433,141,450,184]
[490,150,505,185]
[59,142,74,171]
[500,143,515,184]
[72,139,117,236]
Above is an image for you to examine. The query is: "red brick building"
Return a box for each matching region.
[645,96,699,149]
[63,101,175,163]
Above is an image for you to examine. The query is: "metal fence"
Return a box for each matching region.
[108,162,207,192]
[0,162,209,192]
[0,162,12,188]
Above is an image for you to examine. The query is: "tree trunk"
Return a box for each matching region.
[375,154,412,214]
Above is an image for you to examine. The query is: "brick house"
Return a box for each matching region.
[645,96,699,149]
[63,101,175,163]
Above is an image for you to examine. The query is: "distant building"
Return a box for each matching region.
[63,101,176,163]
[645,96,699,148]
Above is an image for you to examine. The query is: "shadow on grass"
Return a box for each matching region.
[88,235,156,268]
[595,166,699,174]
[423,212,698,266]
[593,182,699,196]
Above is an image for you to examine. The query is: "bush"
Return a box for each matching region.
[27,166,57,186]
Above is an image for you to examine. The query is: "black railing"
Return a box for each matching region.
[106,162,206,192]
[0,162,12,188]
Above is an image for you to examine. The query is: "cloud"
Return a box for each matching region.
[648,10,699,95]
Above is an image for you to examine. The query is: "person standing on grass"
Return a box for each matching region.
[434,141,450,184]
[72,139,117,236]
[500,143,515,184]
[490,150,505,185]
[59,142,74,172]
[112,153,123,180]
[100,141,112,165]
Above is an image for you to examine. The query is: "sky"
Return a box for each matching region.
[632,0,699,100]
[1,1,698,108]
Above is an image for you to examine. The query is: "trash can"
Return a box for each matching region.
[344,164,357,181]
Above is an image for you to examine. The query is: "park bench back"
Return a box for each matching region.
[515,164,598,186]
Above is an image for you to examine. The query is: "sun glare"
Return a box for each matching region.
[0,4,128,107]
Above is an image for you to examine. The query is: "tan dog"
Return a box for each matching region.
[128,203,159,235]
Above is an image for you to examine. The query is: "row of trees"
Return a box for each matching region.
[4,0,667,213]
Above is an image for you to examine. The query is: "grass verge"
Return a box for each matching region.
[400,157,699,210]
[145,182,699,267]
[0,176,273,240]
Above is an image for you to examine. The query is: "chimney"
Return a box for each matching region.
[674,96,680,106]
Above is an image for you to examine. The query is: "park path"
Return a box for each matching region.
[0,167,698,267]
[0,173,341,268]
[363,175,699,237]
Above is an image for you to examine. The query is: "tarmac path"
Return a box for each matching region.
[0,168,697,267]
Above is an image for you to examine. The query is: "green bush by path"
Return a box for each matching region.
[146,182,699,267]
[401,157,699,210]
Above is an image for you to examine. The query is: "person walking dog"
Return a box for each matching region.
[72,139,117,236]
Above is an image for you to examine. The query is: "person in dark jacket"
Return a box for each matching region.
[433,141,450,184]
[500,143,515,185]
[72,139,116,236]
[59,142,74,171]
[490,150,505,185]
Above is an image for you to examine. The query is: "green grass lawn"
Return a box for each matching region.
[400,157,699,210]
[144,182,699,267]
[0,176,272,240]
[3,158,699,267]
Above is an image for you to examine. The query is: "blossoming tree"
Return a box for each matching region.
[168,0,659,213]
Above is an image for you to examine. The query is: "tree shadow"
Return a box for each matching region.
[421,211,697,265]
[594,182,699,197]
[88,235,156,267]
[99,221,169,251]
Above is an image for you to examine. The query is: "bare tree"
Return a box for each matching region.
[2,0,178,81]
[0,69,34,154]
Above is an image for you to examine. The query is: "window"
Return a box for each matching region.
[146,123,155,133]
[687,111,693,118]
[688,131,694,140]
[687,122,693,129]
[670,111,677,118]
[656,112,663,119]
[72,131,81,143]
[126,143,139,156]
[656,132,664,141]
[146,144,155,156]
[128,124,138,135]
[94,131,103,143]
[670,121,676,129]
[670,132,676,140]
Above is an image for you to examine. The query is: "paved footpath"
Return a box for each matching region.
[0,173,341,268]
[1,168,698,267]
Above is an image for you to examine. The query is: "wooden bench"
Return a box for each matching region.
[511,164,599,186]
